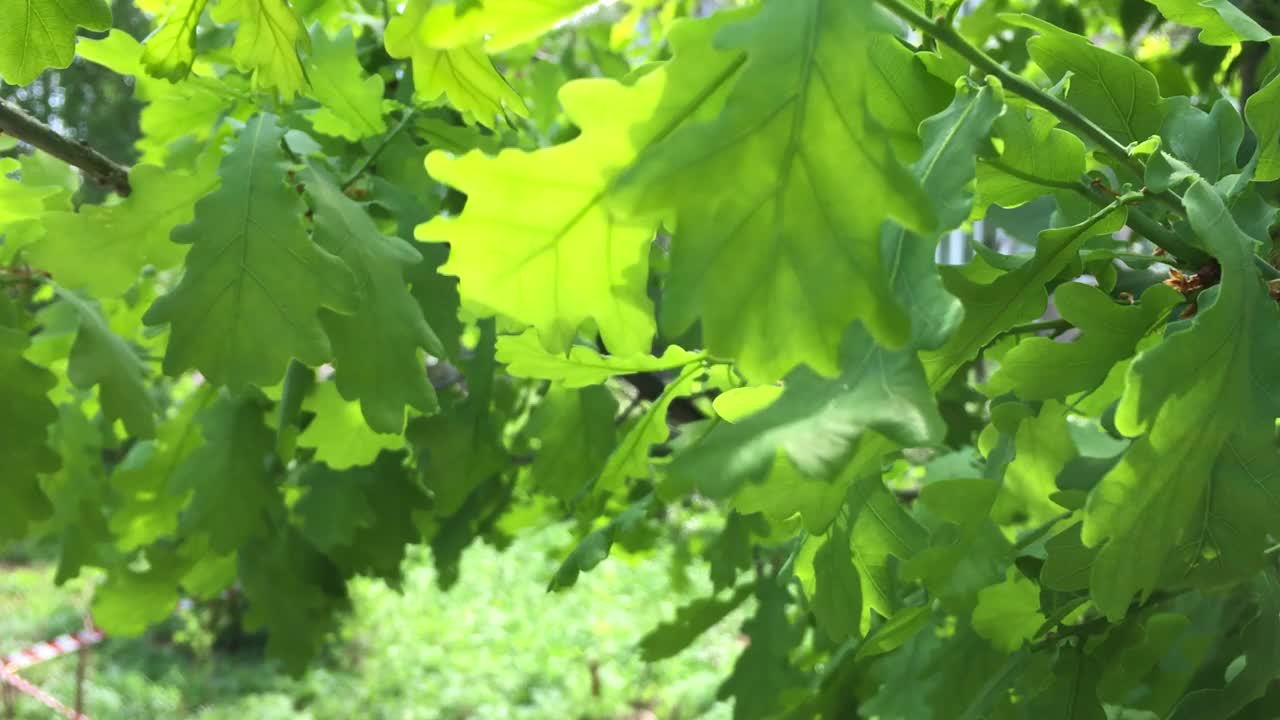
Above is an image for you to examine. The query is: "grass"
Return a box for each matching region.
[0,525,746,719]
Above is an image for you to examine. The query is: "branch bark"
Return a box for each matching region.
[0,98,132,196]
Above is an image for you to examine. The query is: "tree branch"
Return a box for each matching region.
[875,0,1145,179]
[0,98,132,196]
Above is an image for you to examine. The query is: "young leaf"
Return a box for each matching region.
[1083,179,1280,619]
[142,0,211,81]
[971,571,1045,652]
[31,162,219,297]
[496,330,701,387]
[295,382,407,469]
[384,0,528,126]
[595,362,702,492]
[211,0,310,98]
[414,0,596,52]
[144,114,359,390]
[0,0,112,85]
[305,28,388,141]
[421,10,749,356]
[615,0,938,380]
[303,165,442,433]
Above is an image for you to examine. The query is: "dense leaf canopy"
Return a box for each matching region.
[3,0,1280,715]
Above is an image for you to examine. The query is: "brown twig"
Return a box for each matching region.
[0,98,132,196]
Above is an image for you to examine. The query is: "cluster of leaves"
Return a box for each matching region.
[3,0,1280,716]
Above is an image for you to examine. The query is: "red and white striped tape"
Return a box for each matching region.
[1,666,90,720]
[2,627,104,673]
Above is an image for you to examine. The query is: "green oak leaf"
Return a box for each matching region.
[408,321,505,517]
[921,205,1129,390]
[414,0,595,52]
[324,455,430,584]
[993,400,1077,524]
[713,385,783,422]
[305,27,387,141]
[855,605,934,660]
[903,479,1012,613]
[1246,62,1280,183]
[41,403,112,583]
[109,390,208,550]
[0,0,111,85]
[303,165,442,433]
[212,0,310,98]
[142,0,211,81]
[144,114,358,390]
[1143,0,1271,45]
[495,329,701,387]
[1041,523,1094,592]
[887,78,1004,351]
[1159,97,1244,183]
[670,324,944,500]
[548,496,651,591]
[797,518,863,643]
[984,282,1181,400]
[78,32,239,166]
[1003,14,1166,145]
[56,288,157,438]
[976,102,1086,210]
[31,162,219,297]
[0,327,58,540]
[0,157,60,226]
[239,526,347,672]
[528,385,617,501]
[421,10,749,356]
[293,462,376,551]
[92,547,185,635]
[1027,648,1106,720]
[639,584,753,662]
[171,391,279,553]
[595,362,702,493]
[717,581,807,720]
[971,571,1045,652]
[1166,578,1280,720]
[614,0,937,380]
[296,381,406,470]
[1082,179,1280,619]
[385,0,528,126]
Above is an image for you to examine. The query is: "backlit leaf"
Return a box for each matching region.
[615,0,937,380]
